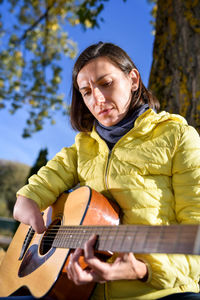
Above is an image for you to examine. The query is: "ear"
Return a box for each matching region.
[129,68,140,91]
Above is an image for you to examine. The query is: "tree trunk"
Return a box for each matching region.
[148,0,200,131]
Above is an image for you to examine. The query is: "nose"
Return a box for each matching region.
[93,87,105,104]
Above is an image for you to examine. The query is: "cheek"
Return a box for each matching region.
[117,81,132,101]
[83,98,91,109]
[83,98,95,114]
[116,89,132,109]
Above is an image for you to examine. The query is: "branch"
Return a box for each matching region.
[16,1,56,44]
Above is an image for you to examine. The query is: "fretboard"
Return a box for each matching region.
[51,224,200,255]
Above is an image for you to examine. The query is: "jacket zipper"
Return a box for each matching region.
[103,121,139,192]
[105,150,112,191]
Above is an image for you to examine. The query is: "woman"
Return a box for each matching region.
[14,42,200,299]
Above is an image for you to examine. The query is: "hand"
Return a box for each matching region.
[67,234,148,285]
[13,195,46,233]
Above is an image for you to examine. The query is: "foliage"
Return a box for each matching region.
[0,0,112,137]
[147,0,157,31]
[0,160,30,217]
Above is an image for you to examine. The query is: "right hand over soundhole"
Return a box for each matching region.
[13,195,46,234]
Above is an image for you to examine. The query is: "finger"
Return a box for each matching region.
[72,248,83,261]
[67,254,73,280]
[31,216,46,234]
[83,238,111,280]
[84,234,97,260]
[67,248,82,274]
[115,252,135,262]
[67,248,84,282]
[68,247,106,284]
[84,235,107,269]
[72,260,106,284]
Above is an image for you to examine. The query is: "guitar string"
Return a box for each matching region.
[36,225,196,236]
[29,229,195,254]
[28,225,197,247]
[40,224,197,231]
[41,237,195,244]
[36,237,195,253]
[33,229,196,245]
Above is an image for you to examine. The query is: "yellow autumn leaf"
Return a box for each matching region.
[50,23,59,31]
[74,19,80,25]
[0,80,4,88]
[84,19,93,28]
[29,99,37,106]
[15,51,22,58]
[14,86,20,91]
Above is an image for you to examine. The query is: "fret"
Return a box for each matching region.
[193,225,200,254]
[87,226,95,247]
[176,225,197,254]
[130,226,149,253]
[121,225,136,252]
[72,227,78,248]
[143,226,150,252]
[59,225,66,248]
[157,225,177,253]
[119,226,132,253]
[55,227,65,248]
[79,227,89,248]
[99,226,113,251]
[109,226,120,252]
[52,227,61,248]
[77,227,85,249]
[95,226,104,250]
[175,225,186,253]
[156,225,197,254]
[66,227,74,248]
[88,226,94,242]
[72,228,80,249]
[144,226,161,253]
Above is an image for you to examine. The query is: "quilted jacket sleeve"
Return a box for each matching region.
[138,124,200,290]
[173,124,200,223]
[17,144,79,210]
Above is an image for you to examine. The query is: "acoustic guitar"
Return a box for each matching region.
[0,186,200,300]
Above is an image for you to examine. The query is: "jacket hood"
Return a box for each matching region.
[132,109,188,137]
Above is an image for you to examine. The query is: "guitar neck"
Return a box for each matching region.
[52,224,200,255]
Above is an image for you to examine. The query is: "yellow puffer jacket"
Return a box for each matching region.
[17,109,200,299]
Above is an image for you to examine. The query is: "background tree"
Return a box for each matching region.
[0,0,121,137]
[148,0,200,130]
[0,160,30,217]
[26,148,48,183]
[0,148,47,217]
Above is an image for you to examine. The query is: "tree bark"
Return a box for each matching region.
[148,0,200,130]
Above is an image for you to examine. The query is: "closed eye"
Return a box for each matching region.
[82,90,91,97]
[102,81,112,87]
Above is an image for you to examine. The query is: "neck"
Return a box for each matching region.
[95,104,149,149]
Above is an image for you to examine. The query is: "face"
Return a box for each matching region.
[77,57,139,127]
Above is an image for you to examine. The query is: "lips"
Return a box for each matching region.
[98,108,113,115]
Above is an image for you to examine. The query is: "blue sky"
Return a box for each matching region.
[0,0,154,166]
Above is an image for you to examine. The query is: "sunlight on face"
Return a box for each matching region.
[77,57,139,127]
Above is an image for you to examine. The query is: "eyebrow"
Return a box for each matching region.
[79,73,111,91]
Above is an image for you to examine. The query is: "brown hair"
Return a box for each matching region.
[70,42,160,132]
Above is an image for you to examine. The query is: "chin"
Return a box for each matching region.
[100,120,118,127]
[97,115,122,127]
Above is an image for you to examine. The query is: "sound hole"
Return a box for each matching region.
[39,219,61,255]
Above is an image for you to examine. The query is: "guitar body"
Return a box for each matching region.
[0,186,119,300]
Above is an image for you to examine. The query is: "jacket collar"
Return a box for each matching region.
[90,109,187,147]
